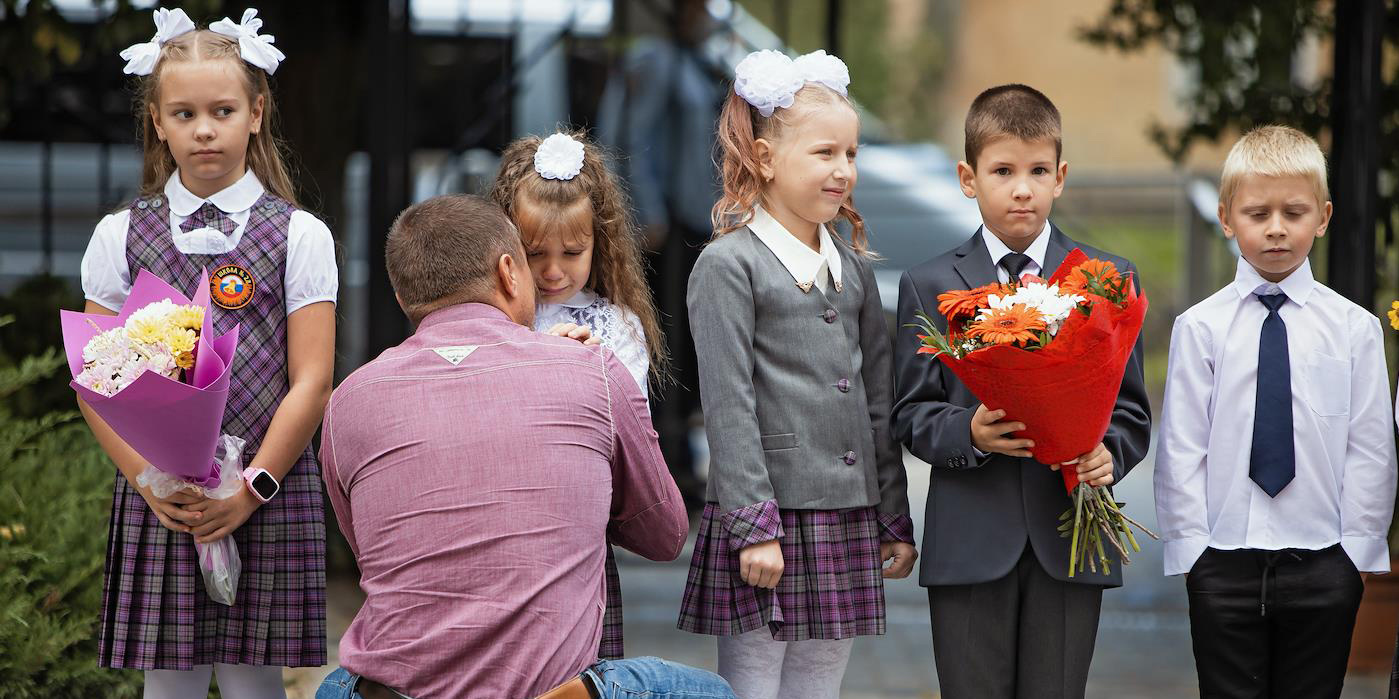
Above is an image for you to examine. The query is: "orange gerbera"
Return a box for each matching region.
[1060,259,1120,295]
[967,304,1046,346]
[938,283,1008,321]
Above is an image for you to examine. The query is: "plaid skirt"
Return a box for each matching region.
[97,451,327,670]
[600,544,623,659]
[677,504,886,641]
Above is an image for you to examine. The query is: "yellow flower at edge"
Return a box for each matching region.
[1389,300,1399,331]
[170,304,205,331]
[164,327,197,357]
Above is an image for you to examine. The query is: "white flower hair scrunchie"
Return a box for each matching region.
[210,8,286,75]
[734,48,851,117]
[792,50,850,96]
[534,133,586,181]
[119,7,196,76]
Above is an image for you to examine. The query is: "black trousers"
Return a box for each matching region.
[928,544,1104,699]
[1187,545,1364,699]
[645,224,704,505]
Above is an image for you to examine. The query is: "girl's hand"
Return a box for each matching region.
[137,485,202,534]
[545,323,601,346]
[185,488,261,544]
[881,542,918,579]
[738,539,784,589]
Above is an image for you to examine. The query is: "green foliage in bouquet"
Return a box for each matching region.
[0,315,140,698]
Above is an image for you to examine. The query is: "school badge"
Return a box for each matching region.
[210,265,255,310]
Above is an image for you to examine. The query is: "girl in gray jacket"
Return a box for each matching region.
[676,48,916,699]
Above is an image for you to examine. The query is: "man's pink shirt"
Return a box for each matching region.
[320,303,687,699]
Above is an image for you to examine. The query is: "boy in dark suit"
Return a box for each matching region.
[892,84,1152,699]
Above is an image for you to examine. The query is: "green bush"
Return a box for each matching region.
[0,316,141,698]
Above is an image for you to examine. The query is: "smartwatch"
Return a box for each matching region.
[242,466,280,503]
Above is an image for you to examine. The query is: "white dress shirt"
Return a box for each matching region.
[80,170,338,315]
[1155,256,1396,575]
[534,289,650,401]
[981,220,1052,283]
[747,205,843,294]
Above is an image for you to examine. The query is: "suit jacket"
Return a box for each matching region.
[893,224,1152,588]
[688,226,910,517]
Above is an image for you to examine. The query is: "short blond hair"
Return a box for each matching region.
[1219,125,1329,209]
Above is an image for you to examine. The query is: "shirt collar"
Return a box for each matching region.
[748,205,844,291]
[1231,255,1316,307]
[551,289,599,309]
[164,169,265,217]
[980,219,1052,274]
[417,302,517,331]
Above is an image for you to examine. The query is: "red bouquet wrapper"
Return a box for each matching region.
[937,249,1148,493]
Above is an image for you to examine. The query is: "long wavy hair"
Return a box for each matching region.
[488,131,670,387]
[134,29,299,207]
[711,84,870,254]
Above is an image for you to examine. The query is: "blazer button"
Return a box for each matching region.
[843,450,857,465]
[836,378,850,393]
[823,309,837,324]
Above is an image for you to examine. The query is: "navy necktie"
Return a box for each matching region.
[1250,292,1294,497]
[999,252,1032,282]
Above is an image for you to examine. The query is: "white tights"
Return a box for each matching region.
[716,628,854,699]
[143,664,285,699]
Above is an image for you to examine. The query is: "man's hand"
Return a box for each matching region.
[881,542,917,579]
[970,404,1034,458]
[545,322,601,346]
[1051,442,1114,487]
[738,539,784,589]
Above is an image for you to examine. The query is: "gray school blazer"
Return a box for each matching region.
[687,226,911,518]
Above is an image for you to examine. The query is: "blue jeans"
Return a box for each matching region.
[317,658,735,699]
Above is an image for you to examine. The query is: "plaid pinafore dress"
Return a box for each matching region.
[96,192,327,670]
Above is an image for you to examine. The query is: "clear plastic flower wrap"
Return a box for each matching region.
[138,434,246,605]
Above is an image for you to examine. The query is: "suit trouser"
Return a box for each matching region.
[645,224,703,500]
[928,544,1103,699]
[1187,545,1363,699]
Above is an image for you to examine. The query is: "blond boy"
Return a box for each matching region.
[1155,125,1396,698]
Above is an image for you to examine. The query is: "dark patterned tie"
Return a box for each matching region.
[1250,292,1294,497]
[999,252,1033,282]
[180,202,236,236]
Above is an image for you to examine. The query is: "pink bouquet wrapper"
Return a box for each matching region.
[62,269,246,605]
[60,268,240,487]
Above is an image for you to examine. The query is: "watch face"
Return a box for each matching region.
[250,472,278,500]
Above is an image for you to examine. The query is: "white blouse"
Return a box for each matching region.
[535,289,650,401]
[80,170,338,315]
[746,205,843,294]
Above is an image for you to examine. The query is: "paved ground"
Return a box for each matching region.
[283,448,1391,698]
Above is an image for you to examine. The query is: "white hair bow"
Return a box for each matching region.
[534,133,586,181]
[119,7,196,76]
[734,49,851,117]
[210,8,286,75]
